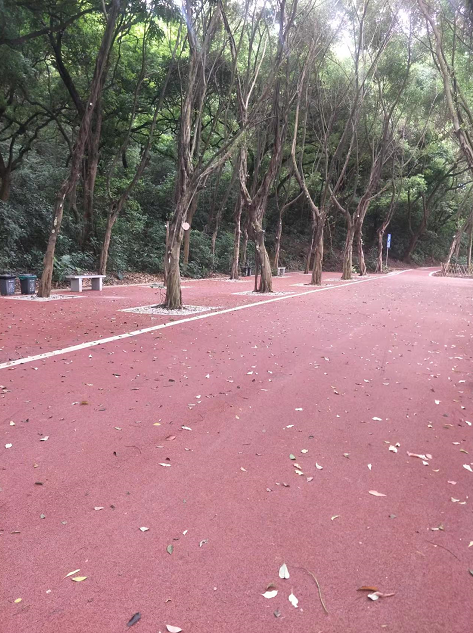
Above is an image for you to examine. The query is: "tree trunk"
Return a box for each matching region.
[182,195,198,265]
[82,125,101,246]
[468,222,473,269]
[341,222,355,280]
[99,213,116,275]
[403,227,423,263]
[305,221,317,274]
[165,191,191,308]
[355,224,367,276]
[230,195,243,279]
[38,188,68,296]
[163,221,170,286]
[253,219,272,292]
[37,0,121,297]
[310,220,324,285]
[376,229,384,273]
[0,167,11,201]
[273,215,283,270]
[241,225,249,268]
[165,237,182,309]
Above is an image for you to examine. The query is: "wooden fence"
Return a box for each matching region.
[440,262,473,277]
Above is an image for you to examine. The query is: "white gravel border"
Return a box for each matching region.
[3,294,83,301]
[231,290,296,296]
[120,304,220,316]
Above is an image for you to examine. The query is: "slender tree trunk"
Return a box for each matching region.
[241,225,249,268]
[166,237,182,309]
[38,187,68,295]
[305,218,317,273]
[0,167,11,201]
[446,227,462,266]
[355,224,367,276]
[253,218,272,292]
[454,233,462,259]
[163,221,170,286]
[99,213,117,275]
[230,195,243,279]
[467,222,473,268]
[165,193,189,308]
[310,219,324,285]
[376,229,384,273]
[342,221,355,280]
[273,214,283,270]
[404,225,423,263]
[182,195,198,265]
[82,120,101,246]
[37,0,121,297]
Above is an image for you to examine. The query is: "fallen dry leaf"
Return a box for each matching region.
[262,590,278,599]
[463,465,473,473]
[279,563,290,579]
[369,490,386,497]
[288,592,298,607]
[166,626,182,633]
[357,586,379,592]
[127,613,141,628]
[367,591,395,600]
[14,598,22,603]
[407,452,432,461]
[64,569,80,579]
[71,576,87,582]
[139,527,149,532]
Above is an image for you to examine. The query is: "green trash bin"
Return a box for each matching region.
[18,274,37,295]
[0,274,16,296]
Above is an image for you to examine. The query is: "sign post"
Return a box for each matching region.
[386,233,391,268]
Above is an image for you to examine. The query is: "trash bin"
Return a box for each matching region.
[18,274,37,295]
[0,274,16,296]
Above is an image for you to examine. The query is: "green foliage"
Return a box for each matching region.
[2,0,473,282]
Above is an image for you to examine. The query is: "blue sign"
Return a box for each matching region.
[387,233,392,248]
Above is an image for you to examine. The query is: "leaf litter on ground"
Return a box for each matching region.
[126,613,141,627]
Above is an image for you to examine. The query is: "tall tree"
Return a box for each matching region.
[38,0,123,297]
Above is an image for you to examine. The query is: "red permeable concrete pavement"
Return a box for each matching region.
[1,268,472,633]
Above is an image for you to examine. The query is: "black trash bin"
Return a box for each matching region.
[18,274,37,295]
[0,274,16,296]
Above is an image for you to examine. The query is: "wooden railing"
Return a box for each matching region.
[440,262,473,277]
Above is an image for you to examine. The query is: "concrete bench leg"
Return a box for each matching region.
[91,277,103,291]
[70,278,82,292]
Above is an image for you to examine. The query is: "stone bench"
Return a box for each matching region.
[66,275,106,292]
[277,266,286,276]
